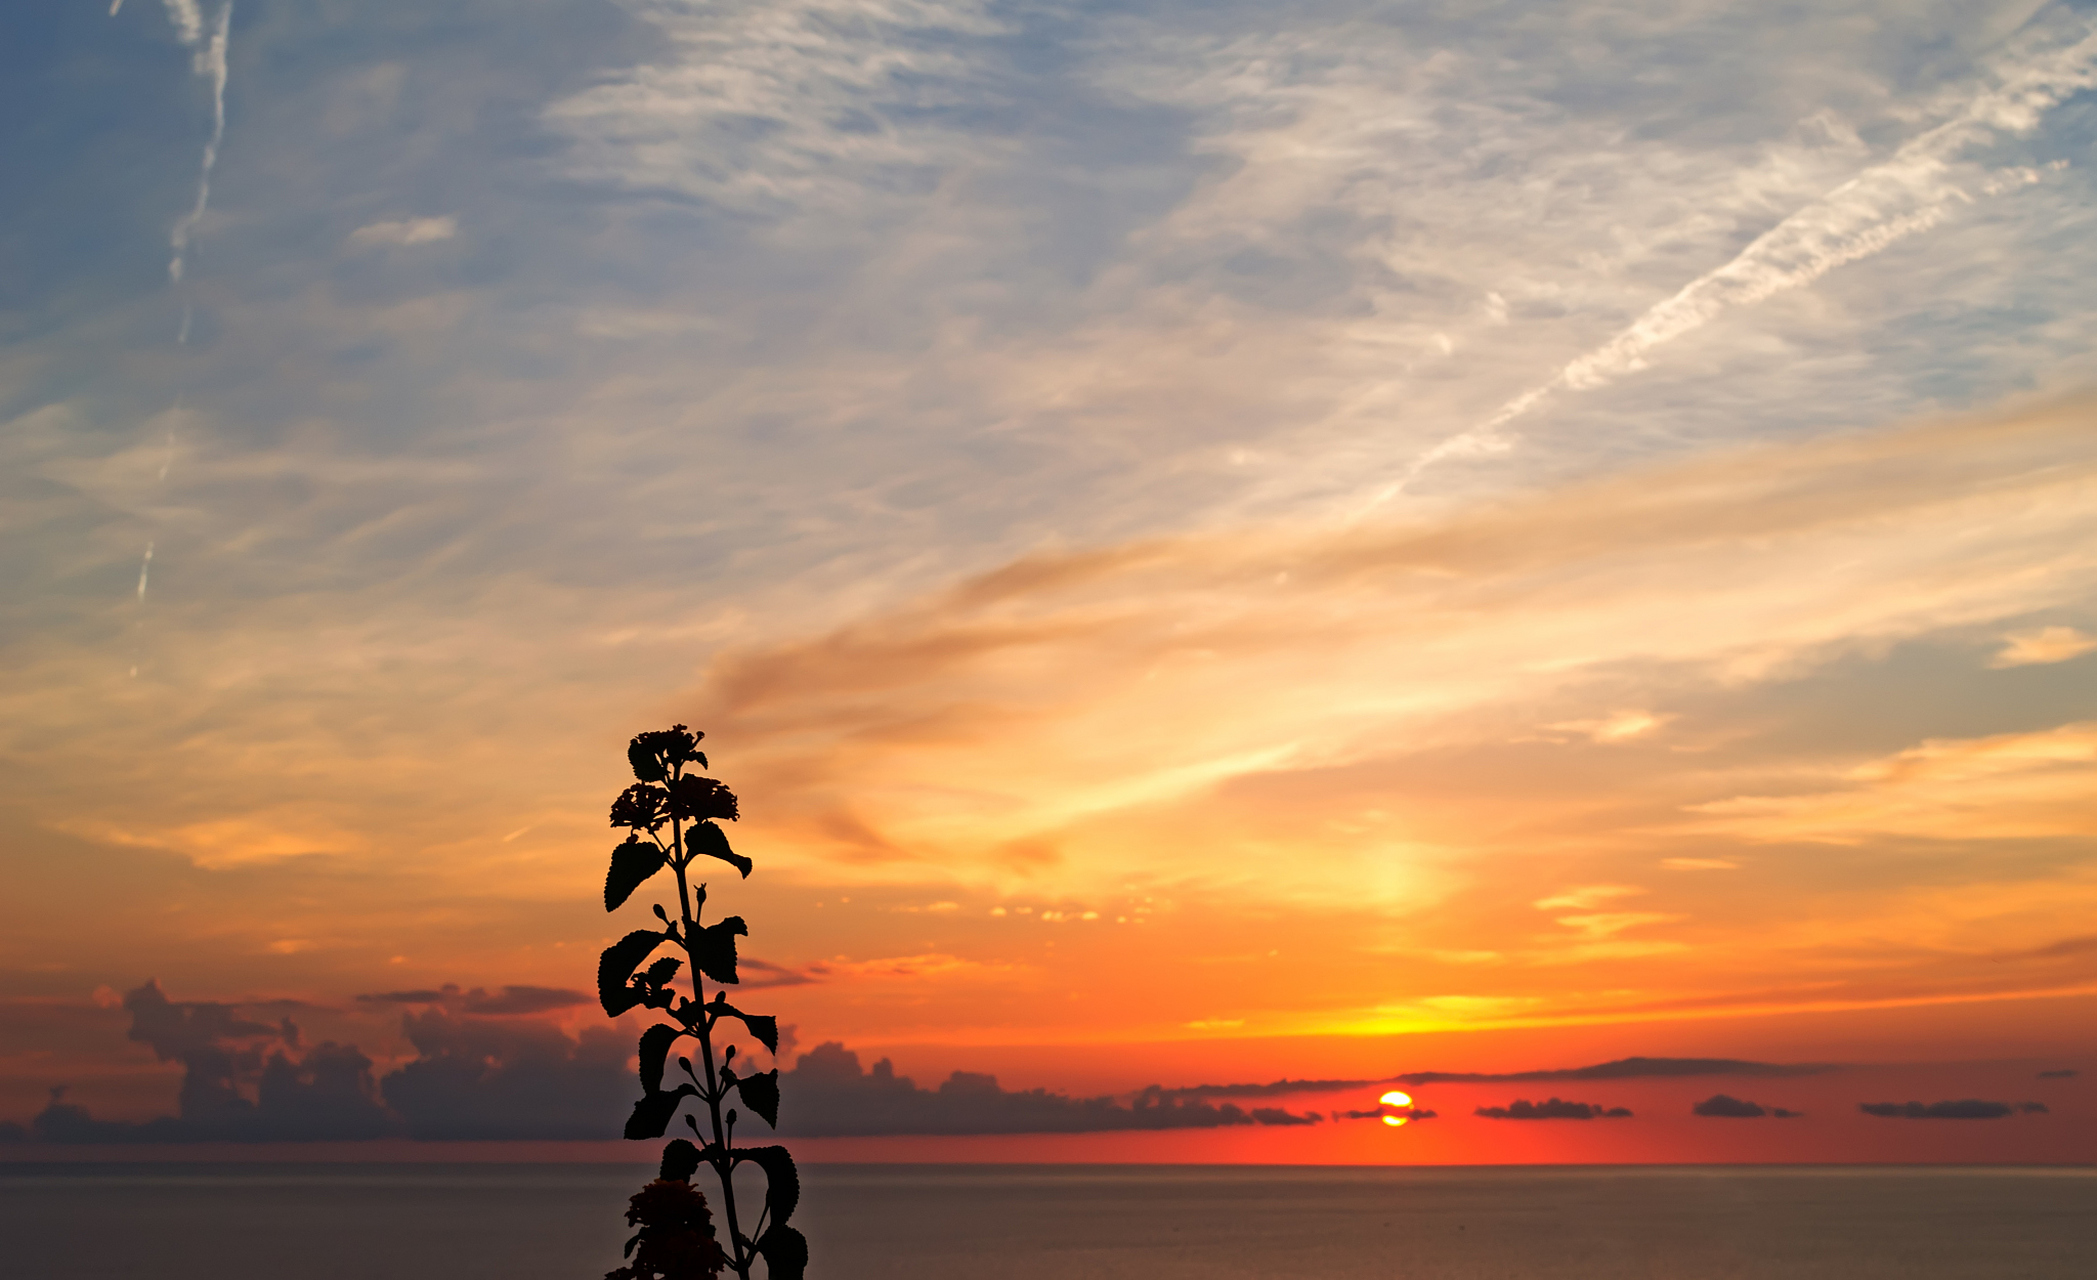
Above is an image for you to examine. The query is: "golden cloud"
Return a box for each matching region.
[1990,625,2097,668]
[1685,723,2097,844]
[695,396,2097,899]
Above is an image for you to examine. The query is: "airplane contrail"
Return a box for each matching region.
[1363,20,2097,510]
[164,1,234,288]
[117,2,237,668]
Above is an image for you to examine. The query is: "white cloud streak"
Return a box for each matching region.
[116,2,232,660]
[160,0,203,46]
[347,216,459,248]
[164,1,233,286]
[548,0,1002,214]
[1374,19,2097,505]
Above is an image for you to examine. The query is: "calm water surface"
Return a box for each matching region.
[3,1163,2092,1279]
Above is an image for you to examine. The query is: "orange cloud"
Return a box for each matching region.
[1990,626,2097,668]
[611,396,2097,1044]
[1686,723,2097,844]
[6,395,2095,1064]
[697,397,2097,901]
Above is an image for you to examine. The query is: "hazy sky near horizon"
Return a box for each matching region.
[4,0,2096,1160]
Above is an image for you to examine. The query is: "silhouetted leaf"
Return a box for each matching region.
[624,1084,698,1139]
[604,835,667,912]
[732,1069,780,1128]
[598,930,667,1016]
[623,1231,641,1259]
[733,1145,800,1228]
[637,1024,684,1094]
[687,821,752,878]
[658,1138,702,1182]
[708,998,779,1055]
[627,740,667,783]
[692,916,747,984]
[667,774,739,824]
[643,956,682,989]
[744,1015,779,1055]
[754,1224,807,1279]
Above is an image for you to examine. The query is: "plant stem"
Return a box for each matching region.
[673,782,754,1279]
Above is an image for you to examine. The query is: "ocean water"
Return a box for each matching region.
[2,1163,2092,1279]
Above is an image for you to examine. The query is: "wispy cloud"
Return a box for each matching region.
[1991,625,2097,668]
[161,1,234,286]
[1687,722,2097,844]
[347,216,458,248]
[694,396,2097,894]
[1540,711,1671,744]
[1534,886,1646,912]
[1374,18,2097,501]
[548,0,1004,215]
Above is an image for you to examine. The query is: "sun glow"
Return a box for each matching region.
[1379,1090,1414,1127]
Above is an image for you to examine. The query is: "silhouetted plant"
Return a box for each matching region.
[599,727,805,1280]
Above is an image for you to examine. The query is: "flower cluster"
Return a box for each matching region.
[604,1178,727,1280]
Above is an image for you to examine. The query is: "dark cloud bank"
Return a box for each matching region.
[357,984,595,1017]
[31,982,393,1142]
[42,987,2052,1143]
[1859,1100,2048,1120]
[1401,1057,1835,1086]
[26,982,632,1142]
[1164,1056,1839,1099]
[780,1043,1324,1136]
[14,984,1337,1142]
[1474,1098,1632,1120]
[1692,1094,1802,1118]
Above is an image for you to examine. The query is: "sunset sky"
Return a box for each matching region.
[3,0,2095,1164]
